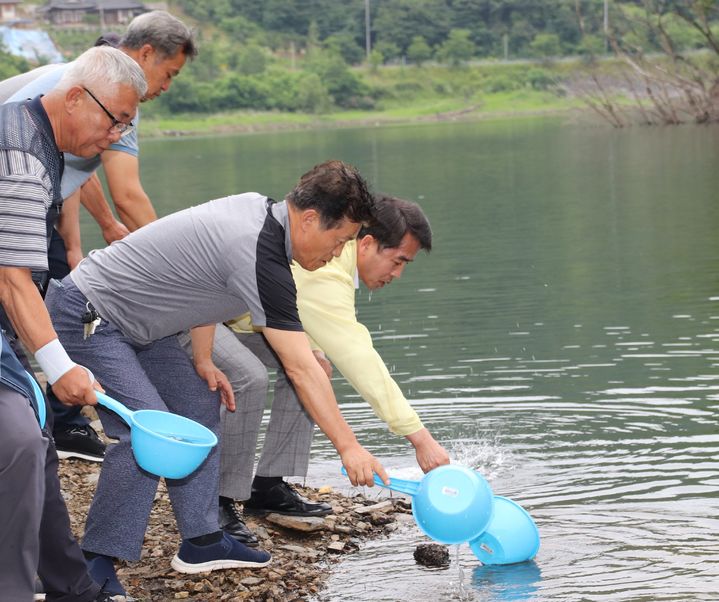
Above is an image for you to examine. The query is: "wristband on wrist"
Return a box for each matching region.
[35,339,76,385]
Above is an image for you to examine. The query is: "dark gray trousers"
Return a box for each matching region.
[0,383,99,602]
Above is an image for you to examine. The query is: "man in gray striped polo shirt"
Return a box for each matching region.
[0,47,145,601]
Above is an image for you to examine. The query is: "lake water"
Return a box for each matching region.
[84,117,719,601]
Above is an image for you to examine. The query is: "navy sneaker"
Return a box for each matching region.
[85,554,126,598]
[171,532,271,574]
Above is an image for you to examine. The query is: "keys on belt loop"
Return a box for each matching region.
[81,302,101,340]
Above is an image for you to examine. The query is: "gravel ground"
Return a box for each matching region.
[58,450,412,601]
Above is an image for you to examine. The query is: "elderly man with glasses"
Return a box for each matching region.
[82,87,136,136]
[0,45,145,602]
[0,10,197,465]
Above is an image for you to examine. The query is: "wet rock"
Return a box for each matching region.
[265,513,327,532]
[369,512,394,526]
[355,521,371,532]
[252,524,271,541]
[394,498,413,511]
[327,541,346,553]
[414,543,450,568]
[277,544,320,560]
[354,500,393,514]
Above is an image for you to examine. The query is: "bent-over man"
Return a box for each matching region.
[193,195,451,546]
[44,160,388,587]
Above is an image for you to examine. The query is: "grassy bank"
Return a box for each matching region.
[140,61,587,138]
[140,94,582,138]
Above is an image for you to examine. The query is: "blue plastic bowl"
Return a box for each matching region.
[469,496,540,565]
[97,392,217,480]
[343,464,495,545]
[412,465,495,544]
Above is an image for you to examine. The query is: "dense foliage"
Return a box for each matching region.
[28,0,717,116]
[173,0,716,61]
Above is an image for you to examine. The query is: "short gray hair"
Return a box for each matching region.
[57,46,147,98]
[120,11,198,60]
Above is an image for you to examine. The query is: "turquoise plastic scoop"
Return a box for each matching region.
[469,496,540,565]
[96,391,217,479]
[343,464,494,545]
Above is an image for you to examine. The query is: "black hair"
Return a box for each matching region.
[286,160,374,229]
[359,194,432,252]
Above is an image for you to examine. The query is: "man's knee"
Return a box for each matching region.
[216,349,269,395]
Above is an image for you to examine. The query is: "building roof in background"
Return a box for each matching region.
[42,0,145,9]
[42,1,96,9]
[97,0,145,8]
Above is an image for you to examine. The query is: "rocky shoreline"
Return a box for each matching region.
[58,454,414,601]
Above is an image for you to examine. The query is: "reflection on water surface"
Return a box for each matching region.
[91,118,719,600]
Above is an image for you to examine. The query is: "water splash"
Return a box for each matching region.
[448,434,510,481]
[456,545,469,600]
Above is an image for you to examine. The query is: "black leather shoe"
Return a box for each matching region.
[243,480,333,517]
[218,498,259,547]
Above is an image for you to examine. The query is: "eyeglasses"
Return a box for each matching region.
[83,87,134,137]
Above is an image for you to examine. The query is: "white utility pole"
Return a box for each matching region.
[365,0,371,61]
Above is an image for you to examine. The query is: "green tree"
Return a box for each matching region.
[368,48,384,72]
[325,32,364,65]
[578,34,605,62]
[155,78,216,113]
[436,28,475,66]
[237,44,268,75]
[374,0,451,54]
[407,35,432,65]
[305,50,371,108]
[219,15,264,43]
[294,72,332,113]
[374,40,401,63]
[184,39,226,82]
[529,33,561,59]
[214,73,272,110]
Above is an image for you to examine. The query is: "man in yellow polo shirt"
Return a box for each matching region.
[186,195,450,546]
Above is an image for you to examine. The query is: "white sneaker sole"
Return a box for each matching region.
[170,554,271,574]
[56,450,104,462]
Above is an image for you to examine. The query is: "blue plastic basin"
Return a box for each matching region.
[354,465,495,545]
[96,391,217,480]
[469,496,540,565]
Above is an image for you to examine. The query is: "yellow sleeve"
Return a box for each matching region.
[292,242,423,436]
